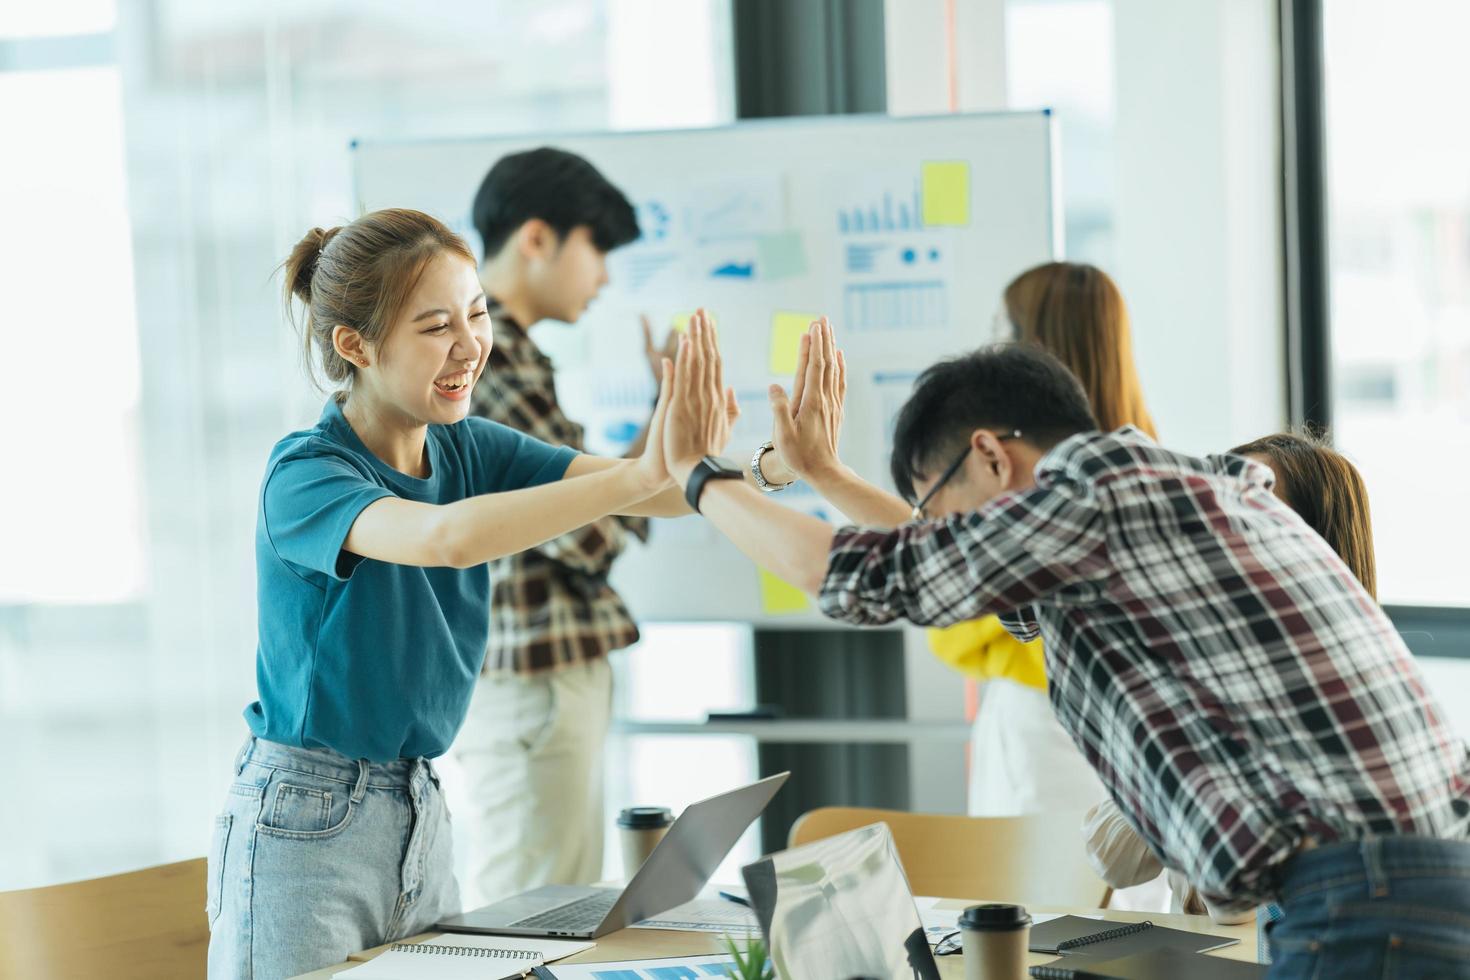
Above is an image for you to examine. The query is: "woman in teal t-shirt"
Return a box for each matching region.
[207,209,699,980]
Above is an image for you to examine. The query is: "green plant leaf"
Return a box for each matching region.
[720,934,774,980]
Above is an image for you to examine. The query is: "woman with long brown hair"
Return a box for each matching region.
[1232,431,1376,596]
[930,261,1158,816]
[1002,262,1157,437]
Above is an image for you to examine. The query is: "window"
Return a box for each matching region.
[0,66,144,604]
[0,0,734,892]
[1322,0,1470,605]
[0,1,114,38]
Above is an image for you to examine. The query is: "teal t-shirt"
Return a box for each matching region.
[245,398,577,761]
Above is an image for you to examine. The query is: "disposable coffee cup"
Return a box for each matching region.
[617,806,673,879]
[959,903,1031,980]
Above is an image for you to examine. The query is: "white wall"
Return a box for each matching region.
[884,0,1006,114]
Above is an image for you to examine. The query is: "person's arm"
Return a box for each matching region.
[762,318,911,528]
[562,453,688,518]
[518,503,631,576]
[800,462,911,528]
[1081,799,1165,890]
[694,481,838,593]
[344,363,676,568]
[345,460,664,568]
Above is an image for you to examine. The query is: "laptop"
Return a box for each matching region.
[436,772,789,939]
[741,822,940,980]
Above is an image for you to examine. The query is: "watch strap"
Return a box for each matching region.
[684,456,742,514]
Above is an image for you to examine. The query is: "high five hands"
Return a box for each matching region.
[636,309,845,495]
[661,309,739,486]
[769,317,846,483]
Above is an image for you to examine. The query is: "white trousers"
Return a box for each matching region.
[444,657,612,911]
[967,677,1108,817]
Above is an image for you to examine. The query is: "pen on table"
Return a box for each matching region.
[718,890,751,908]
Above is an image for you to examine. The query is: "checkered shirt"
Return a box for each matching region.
[471,312,647,674]
[819,427,1470,905]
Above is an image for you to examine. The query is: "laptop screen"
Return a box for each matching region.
[741,822,940,980]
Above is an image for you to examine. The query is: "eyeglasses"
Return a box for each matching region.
[909,429,1023,521]
[934,930,962,956]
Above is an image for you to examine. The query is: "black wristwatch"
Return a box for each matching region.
[684,455,744,514]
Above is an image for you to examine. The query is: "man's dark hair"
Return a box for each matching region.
[890,343,1099,502]
[471,147,640,258]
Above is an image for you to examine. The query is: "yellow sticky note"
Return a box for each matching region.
[769,311,818,375]
[921,160,970,227]
[759,569,810,615]
[670,310,716,333]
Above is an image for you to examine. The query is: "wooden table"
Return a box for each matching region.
[292,900,1257,978]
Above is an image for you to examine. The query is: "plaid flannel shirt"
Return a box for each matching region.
[819,427,1470,906]
[471,311,648,675]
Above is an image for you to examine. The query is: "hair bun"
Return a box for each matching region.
[288,225,342,303]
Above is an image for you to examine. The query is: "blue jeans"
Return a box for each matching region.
[206,737,461,980]
[1267,836,1470,978]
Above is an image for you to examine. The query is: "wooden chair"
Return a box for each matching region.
[789,807,1110,909]
[0,858,208,980]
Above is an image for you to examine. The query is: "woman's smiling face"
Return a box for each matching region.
[367,251,492,426]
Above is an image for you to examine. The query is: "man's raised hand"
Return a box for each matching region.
[769,317,847,482]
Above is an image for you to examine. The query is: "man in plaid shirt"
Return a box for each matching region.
[660,316,1470,975]
[448,148,677,909]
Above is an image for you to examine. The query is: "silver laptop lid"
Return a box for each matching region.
[741,822,940,980]
[599,771,790,933]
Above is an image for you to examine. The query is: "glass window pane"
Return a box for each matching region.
[0,67,144,603]
[0,1,115,39]
[612,623,754,722]
[1324,0,1470,605]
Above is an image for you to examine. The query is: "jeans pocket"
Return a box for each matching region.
[205,813,232,927]
[1269,934,1384,980]
[1385,933,1470,979]
[255,772,357,840]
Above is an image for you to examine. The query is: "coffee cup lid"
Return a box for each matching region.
[959,903,1031,931]
[617,806,673,829]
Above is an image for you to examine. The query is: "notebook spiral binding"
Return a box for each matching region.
[1029,964,1084,979]
[1054,919,1154,953]
[388,942,540,959]
[1029,965,1078,980]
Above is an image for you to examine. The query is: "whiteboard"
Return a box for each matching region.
[353,111,1058,624]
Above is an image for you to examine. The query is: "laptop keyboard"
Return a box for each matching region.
[509,892,619,931]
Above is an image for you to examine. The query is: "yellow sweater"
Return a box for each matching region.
[927,615,1047,691]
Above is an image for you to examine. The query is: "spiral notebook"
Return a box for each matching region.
[1028,916,1236,958]
[334,935,594,980]
[1028,947,1267,979]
